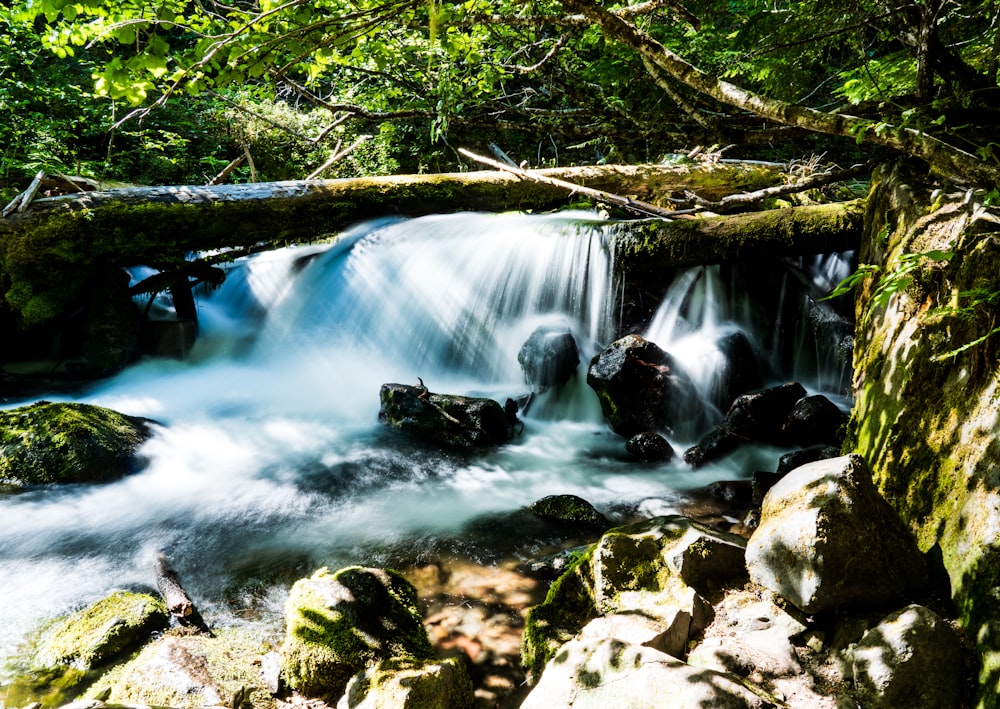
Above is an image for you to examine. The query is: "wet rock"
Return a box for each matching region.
[379,383,511,449]
[781,394,848,446]
[337,656,473,709]
[776,444,842,475]
[723,381,807,441]
[714,330,763,413]
[682,382,807,466]
[520,637,772,709]
[851,604,966,709]
[517,326,580,391]
[528,494,610,531]
[586,334,701,438]
[0,401,154,486]
[280,566,434,699]
[746,454,928,614]
[625,431,674,462]
[138,319,197,359]
[682,427,741,467]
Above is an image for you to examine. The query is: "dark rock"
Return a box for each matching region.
[781,394,848,447]
[702,480,753,506]
[625,431,674,462]
[683,382,808,467]
[517,326,579,391]
[0,401,154,486]
[682,427,742,468]
[724,381,807,442]
[776,444,842,475]
[586,334,701,438]
[529,494,610,530]
[714,331,763,413]
[379,383,510,449]
[851,604,967,709]
[751,471,784,504]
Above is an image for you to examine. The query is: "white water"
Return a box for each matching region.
[0,212,850,675]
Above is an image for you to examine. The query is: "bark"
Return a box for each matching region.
[155,553,211,633]
[560,0,1000,188]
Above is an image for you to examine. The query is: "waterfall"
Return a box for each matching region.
[0,213,852,675]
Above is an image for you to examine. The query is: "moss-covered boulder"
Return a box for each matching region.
[378,383,512,448]
[90,629,276,709]
[337,656,473,709]
[280,566,434,700]
[3,591,169,706]
[0,401,153,486]
[32,591,168,671]
[521,516,746,682]
[527,494,610,530]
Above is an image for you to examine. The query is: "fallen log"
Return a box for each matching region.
[154,552,212,634]
[612,199,864,276]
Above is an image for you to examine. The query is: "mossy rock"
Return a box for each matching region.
[528,494,610,530]
[338,656,473,709]
[89,627,278,709]
[0,401,153,486]
[31,591,168,671]
[281,566,434,700]
[521,548,598,681]
[4,591,169,707]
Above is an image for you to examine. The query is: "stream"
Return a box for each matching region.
[0,211,853,678]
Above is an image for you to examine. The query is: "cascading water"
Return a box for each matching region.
[0,211,853,681]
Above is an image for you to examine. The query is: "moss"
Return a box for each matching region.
[847,161,1000,708]
[520,546,597,681]
[0,401,153,486]
[342,656,473,709]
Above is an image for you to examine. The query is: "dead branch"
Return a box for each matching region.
[458,148,698,219]
[679,162,873,213]
[206,155,247,186]
[2,170,47,217]
[305,134,372,180]
[155,552,212,633]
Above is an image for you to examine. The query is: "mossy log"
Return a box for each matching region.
[612,199,865,278]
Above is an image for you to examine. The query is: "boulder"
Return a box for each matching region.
[378,383,511,449]
[31,591,168,672]
[517,326,580,391]
[528,494,610,531]
[337,656,473,709]
[683,382,807,466]
[280,566,434,699]
[577,613,689,659]
[722,381,807,441]
[91,628,272,709]
[851,604,967,709]
[520,637,772,708]
[745,454,928,614]
[586,334,701,438]
[0,401,153,486]
[625,431,674,462]
[776,444,842,475]
[780,394,848,446]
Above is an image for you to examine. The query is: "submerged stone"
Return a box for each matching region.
[528,494,610,530]
[0,401,153,486]
[378,383,511,448]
